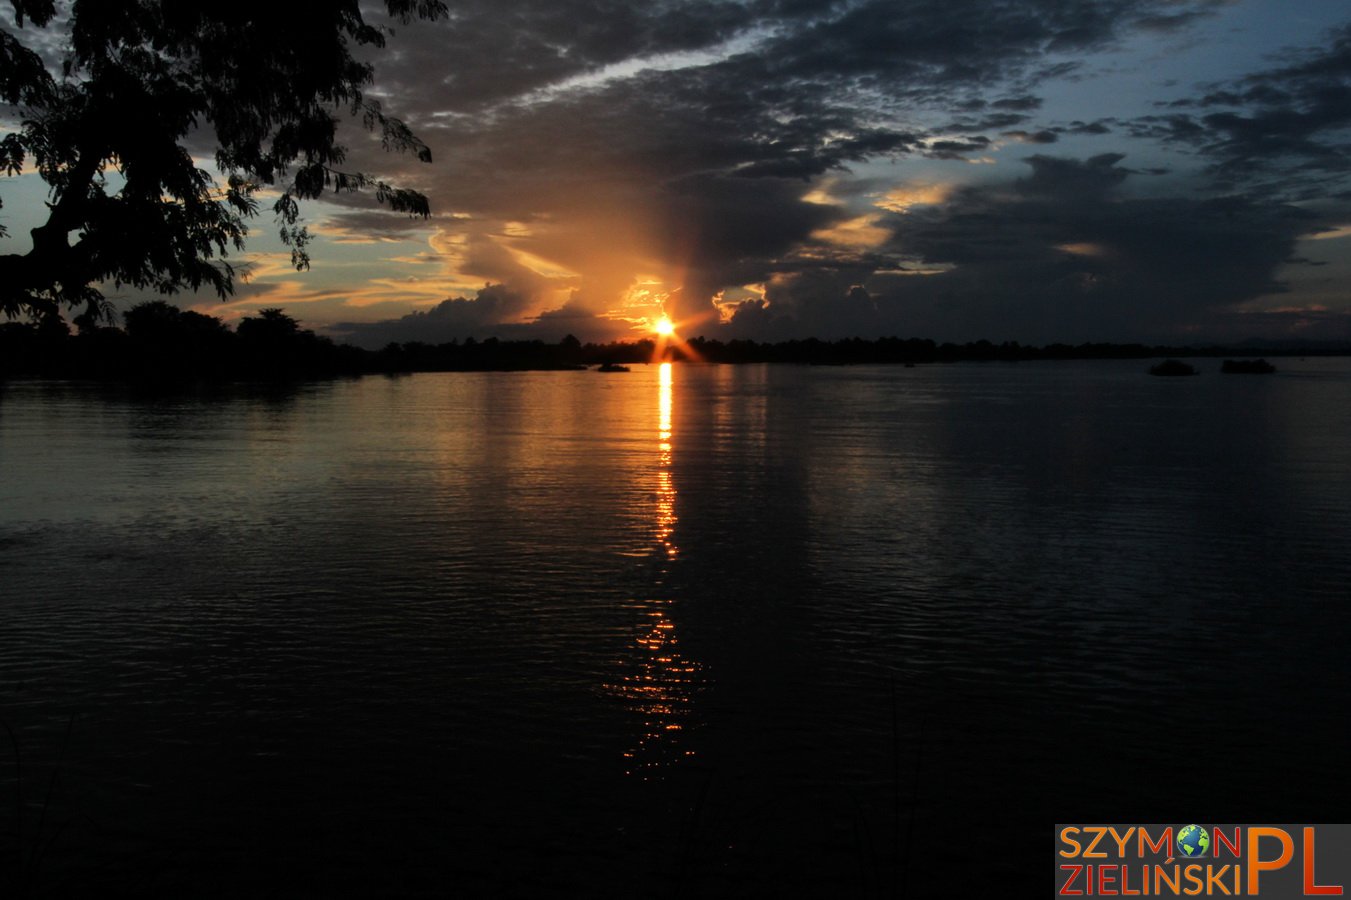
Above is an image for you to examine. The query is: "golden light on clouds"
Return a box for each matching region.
[1310,224,1351,241]
[875,182,953,213]
[801,182,844,206]
[428,228,471,271]
[310,224,403,245]
[875,263,953,277]
[1056,242,1109,257]
[713,283,766,322]
[618,276,671,315]
[811,214,889,249]
[498,220,534,238]
[198,242,476,317]
[356,277,470,307]
[506,246,581,281]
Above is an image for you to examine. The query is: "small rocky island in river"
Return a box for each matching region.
[1221,358,1277,374]
[1149,359,1199,376]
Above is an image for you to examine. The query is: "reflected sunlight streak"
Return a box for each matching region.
[651,318,704,364]
[656,362,675,556]
[607,362,705,778]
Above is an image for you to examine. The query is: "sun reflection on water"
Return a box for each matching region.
[607,362,705,778]
[656,362,676,557]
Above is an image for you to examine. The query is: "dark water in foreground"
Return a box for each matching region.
[2,360,1349,897]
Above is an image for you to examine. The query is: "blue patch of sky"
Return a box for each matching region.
[0,172,57,250]
[1037,2,1347,120]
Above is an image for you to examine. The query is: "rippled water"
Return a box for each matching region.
[3,360,1349,896]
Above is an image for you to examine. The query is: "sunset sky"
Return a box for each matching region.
[4,1,1351,345]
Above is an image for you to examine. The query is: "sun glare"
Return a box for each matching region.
[649,313,702,363]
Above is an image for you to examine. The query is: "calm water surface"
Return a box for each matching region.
[2,360,1349,896]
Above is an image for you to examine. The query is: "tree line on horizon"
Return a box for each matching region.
[2,301,1344,381]
[1,302,366,379]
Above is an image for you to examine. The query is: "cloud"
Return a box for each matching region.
[255,1,1351,347]
[1004,129,1060,144]
[1210,306,1351,343]
[328,283,535,346]
[1017,153,1130,198]
[313,210,448,244]
[1065,119,1115,135]
[328,0,1281,337]
[22,0,1321,344]
[364,0,776,114]
[1132,22,1351,197]
[712,153,1330,343]
[877,155,1331,341]
[370,0,1243,190]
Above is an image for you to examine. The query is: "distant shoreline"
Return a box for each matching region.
[3,319,1349,381]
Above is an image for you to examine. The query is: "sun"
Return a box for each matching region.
[647,312,702,362]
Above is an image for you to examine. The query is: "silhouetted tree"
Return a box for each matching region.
[236,308,300,343]
[120,299,234,377]
[1,0,448,327]
[123,300,190,342]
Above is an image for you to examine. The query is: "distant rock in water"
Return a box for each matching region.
[597,362,631,373]
[1149,359,1199,376]
[1221,358,1276,374]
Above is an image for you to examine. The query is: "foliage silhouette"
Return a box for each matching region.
[1149,358,1199,376]
[3,310,1344,383]
[1,302,365,379]
[1,0,447,328]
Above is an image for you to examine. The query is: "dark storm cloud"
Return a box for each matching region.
[1208,307,1351,343]
[892,171,1323,340]
[922,137,993,160]
[321,0,1241,212]
[1017,153,1129,197]
[725,269,882,341]
[660,174,840,265]
[373,0,1238,180]
[329,283,533,345]
[1065,119,1115,135]
[741,0,1230,100]
[366,0,774,113]
[334,0,1259,340]
[315,209,447,241]
[730,154,1327,343]
[650,174,850,322]
[972,113,1032,129]
[1133,21,1351,196]
[1004,129,1059,144]
[992,95,1044,111]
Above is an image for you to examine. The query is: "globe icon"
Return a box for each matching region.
[1177,825,1210,858]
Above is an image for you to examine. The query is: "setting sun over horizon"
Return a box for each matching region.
[3,4,1350,898]
[5,1,1350,350]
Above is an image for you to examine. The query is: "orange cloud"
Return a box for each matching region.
[811,215,890,249]
[1056,242,1110,257]
[875,182,954,213]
